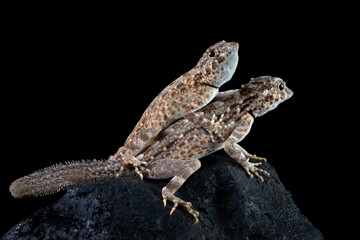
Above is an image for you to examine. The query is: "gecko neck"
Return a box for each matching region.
[202,82,219,89]
[247,110,256,119]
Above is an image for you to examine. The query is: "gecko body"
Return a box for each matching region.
[112,41,239,178]
[135,76,293,222]
[10,76,293,224]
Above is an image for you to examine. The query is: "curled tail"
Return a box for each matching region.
[10,160,124,198]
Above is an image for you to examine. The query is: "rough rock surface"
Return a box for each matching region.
[2,154,323,240]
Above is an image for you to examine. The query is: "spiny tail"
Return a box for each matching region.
[10,160,125,198]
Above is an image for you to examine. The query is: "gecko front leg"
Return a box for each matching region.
[183,111,229,142]
[182,99,234,142]
[187,89,239,141]
[223,113,269,182]
[181,89,241,142]
[224,142,269,182]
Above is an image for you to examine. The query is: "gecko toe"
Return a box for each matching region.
[245,162,270,183]
[162,196,200,223]
[170,201,178,215]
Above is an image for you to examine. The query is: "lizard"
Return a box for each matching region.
[10,76,293,224]
[109,40,239,179]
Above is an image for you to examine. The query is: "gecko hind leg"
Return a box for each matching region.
[149,158,201,224]
[117,126,162,179]
[117,155,148,179]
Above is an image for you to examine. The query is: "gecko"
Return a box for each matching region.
[110,41,239,179]
[10,76,293,224]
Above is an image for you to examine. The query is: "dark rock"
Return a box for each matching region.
[2,154,323,240]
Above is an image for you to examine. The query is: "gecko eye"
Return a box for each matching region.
[208,50,216,58]
[278,82,285,91]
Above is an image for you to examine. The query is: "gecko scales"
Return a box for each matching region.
[10,76,293,224]
[111,41,239,178]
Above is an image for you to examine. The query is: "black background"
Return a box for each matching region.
[1,3,356,239]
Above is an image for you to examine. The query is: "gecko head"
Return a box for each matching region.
[243,76,293,117]
[197,40,239,88]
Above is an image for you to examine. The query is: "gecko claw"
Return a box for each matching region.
[170,201,178,215]
[218,113,224,123]
[162,197,199,224]
[119,156,149,180]
[134,166,144,180]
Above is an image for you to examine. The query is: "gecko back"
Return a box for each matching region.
[9,76,294,225]
[112,41,239,176]
[122,41,238,152]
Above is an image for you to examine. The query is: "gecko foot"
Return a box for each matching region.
[163,197,199,224]
[209,113,224,142]
[208,114,235,142]
[243,161,270,183]
[207,113,222,142]
[117,156,148,179]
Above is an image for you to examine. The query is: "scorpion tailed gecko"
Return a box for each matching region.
[10,76,293,224]
[111,41,239,178]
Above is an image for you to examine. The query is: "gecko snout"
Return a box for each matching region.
[228,42,239,50]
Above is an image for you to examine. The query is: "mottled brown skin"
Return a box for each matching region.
[110,41,239,178]
[10,76,293,224]
[134,76,293,222]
